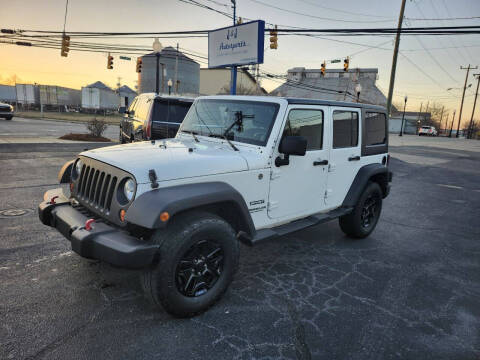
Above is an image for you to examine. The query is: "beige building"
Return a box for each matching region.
[200,68,266,95]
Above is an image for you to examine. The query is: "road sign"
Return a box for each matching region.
[119,56,131,61]
[208,20,265,68]
[330,59,341,63]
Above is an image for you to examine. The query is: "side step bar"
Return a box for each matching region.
[245,207,353,245]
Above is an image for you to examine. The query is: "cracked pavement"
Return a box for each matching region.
[0,138,479,359]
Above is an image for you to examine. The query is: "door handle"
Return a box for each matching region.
[313,160,329,166]
[348,156,360,161]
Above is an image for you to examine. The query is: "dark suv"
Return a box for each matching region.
[0,102,14,120]
[119,93,194,143]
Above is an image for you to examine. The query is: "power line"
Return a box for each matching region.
[295,0,394,19]
[248,0,395,23]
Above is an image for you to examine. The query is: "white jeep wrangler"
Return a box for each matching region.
[39,95,392,317]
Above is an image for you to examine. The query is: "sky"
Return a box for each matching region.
[1,0,480,126]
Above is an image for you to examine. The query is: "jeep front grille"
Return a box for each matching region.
[77,165,117,213]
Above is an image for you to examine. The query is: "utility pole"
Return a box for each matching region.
[438,106,444,135]
[449,109,456,137]
[457,65,478,137]
[386,0,407,116]
[230,0,237,95]
[467,73,480,138]
[174,43,179,95]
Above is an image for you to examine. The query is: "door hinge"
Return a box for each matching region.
[324,189,332,199]
[268,201,279,210]
[270,170,281,180]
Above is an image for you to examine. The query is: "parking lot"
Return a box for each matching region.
[1,118,479,359]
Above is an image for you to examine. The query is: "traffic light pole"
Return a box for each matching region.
[386,0,406,117]
[230,0,237,95]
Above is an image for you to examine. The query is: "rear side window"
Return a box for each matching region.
[135,98,151,121]
[152,100,192,123]
[365,112,387,145]
[333,110,358,148]
[283,109,323,150]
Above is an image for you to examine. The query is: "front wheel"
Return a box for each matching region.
[339,182,383,238]
[5,116,12,120]
[141,211,239,317]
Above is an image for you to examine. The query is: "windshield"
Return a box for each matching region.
[152,99,192,123]
[180,99,280,146]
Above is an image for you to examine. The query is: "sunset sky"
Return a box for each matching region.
[1,0,480,125]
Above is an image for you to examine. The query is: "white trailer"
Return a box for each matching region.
[81,87,119,110]
[15,84,38,105]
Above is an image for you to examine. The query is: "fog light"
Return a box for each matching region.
[119,209,126,222]
[160,212,169,222]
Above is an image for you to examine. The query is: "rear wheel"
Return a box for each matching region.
[141,211,239,317]
[119,131,126,144]
[339,182,382,238]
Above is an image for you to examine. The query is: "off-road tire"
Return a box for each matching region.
[141,211,239,317]
[339,182,383,239]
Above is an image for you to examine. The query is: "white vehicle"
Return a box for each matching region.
[39,96,392,317]
[419,125,438,136]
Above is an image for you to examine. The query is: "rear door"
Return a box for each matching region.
[326,106,362,207]
[268,105,330,220]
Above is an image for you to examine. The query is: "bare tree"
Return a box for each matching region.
[218,83,262,95]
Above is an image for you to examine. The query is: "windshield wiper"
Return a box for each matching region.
[218,111,254,151]
[208,134,238,151]
[181,129,200,143]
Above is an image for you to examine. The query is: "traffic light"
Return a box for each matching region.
[61,34,70,57]
[321,61,326,76]
[107,53,113,69]
[344,57,349,72]
[269,25,278,50]
[136,57,142,73]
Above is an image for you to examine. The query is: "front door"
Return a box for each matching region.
[268,106,330,220]
[326,107,362,207]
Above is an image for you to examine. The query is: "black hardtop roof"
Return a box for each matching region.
[285,97,386,112]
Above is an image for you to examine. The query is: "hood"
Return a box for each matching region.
[81,138,249,184]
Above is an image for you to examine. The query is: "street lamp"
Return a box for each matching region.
[167,79,173,95]
[355,83,362,103]
[399,95,407,136]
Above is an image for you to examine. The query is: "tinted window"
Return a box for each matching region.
[135,98,151,121]
[283,109,323,150]
[333,110,358,148]
[152,100,192,123]
[127,98,137,114]
[365,112,387,145]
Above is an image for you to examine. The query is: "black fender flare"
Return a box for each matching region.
[58,160,74,184]
[342,164,392,207]
[125,182,256,237]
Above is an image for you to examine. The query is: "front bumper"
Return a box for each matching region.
[38,189,158,269]
[0,111,13,117]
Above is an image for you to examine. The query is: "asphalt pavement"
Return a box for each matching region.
[0,134,479,359]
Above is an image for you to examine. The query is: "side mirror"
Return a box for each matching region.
[118,106,126,114]
[275,136,307,167]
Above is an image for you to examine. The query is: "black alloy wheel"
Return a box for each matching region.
[360,192,380,229]
[175,240,224,297]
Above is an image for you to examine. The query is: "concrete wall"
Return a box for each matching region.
[199,69,259,95]
[139,50,200,96]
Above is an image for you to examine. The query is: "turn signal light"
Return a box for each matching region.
[70,182,74,192]
[119,209,126,222]
[160,212,170,222]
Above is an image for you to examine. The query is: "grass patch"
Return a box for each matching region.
[59,133,112,142]
[16,111,121,125]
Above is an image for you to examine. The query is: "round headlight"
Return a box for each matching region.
[123,178,136,202]
[75,159,83,177]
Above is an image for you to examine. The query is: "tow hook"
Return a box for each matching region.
[85,218,95,231]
